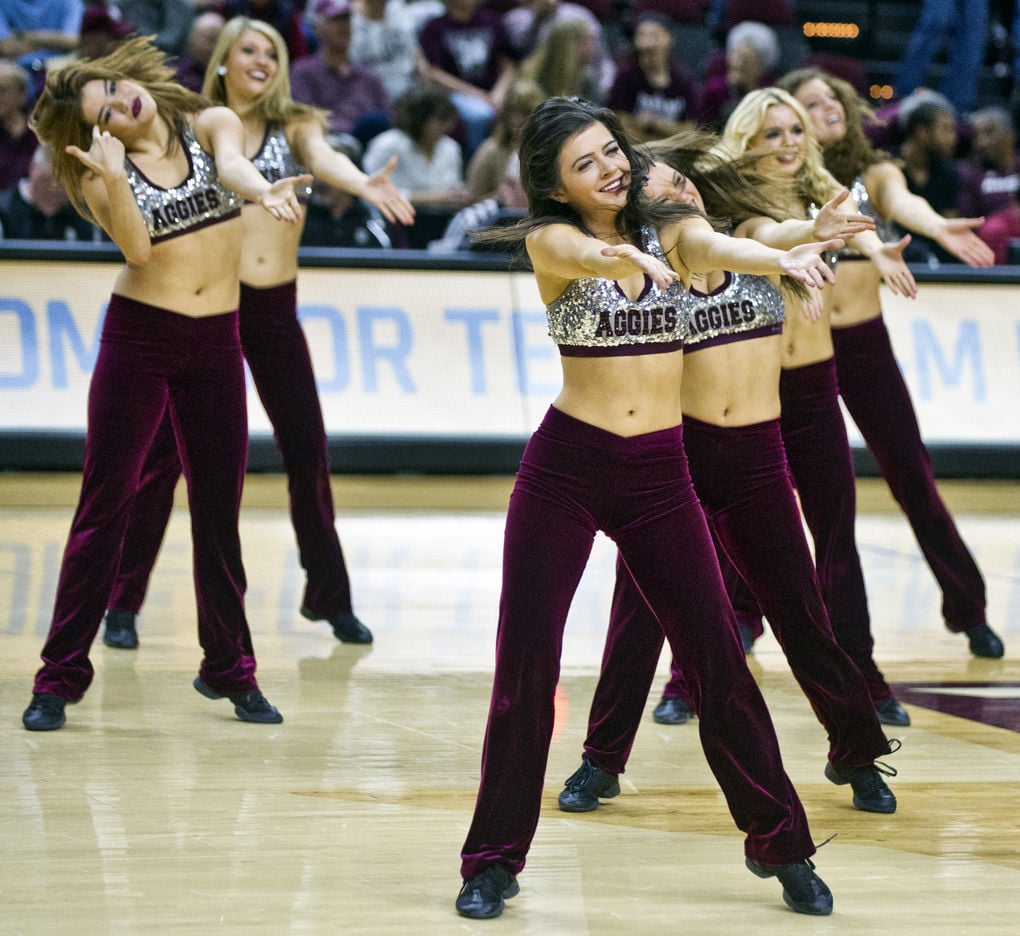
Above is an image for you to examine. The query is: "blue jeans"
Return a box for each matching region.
[894,0,990,111]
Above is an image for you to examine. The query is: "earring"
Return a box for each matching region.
[216,65,227,76]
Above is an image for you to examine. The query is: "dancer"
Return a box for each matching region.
[455,97,842,921]
[778,67,1004,661]
[21,36,310,730]
[100,16,414,652]
[711,87,927,727]
[558,131,898,820]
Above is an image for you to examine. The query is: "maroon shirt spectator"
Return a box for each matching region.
[607,13,698,142]
[0,60,36,192]
[695,19,779,131]
[957,106,1020,219]
[977,201,1020,263]
[290,0,391,141]
[173,10,226,93]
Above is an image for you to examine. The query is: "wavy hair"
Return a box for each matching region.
[719,86,842,216]
[30,35,207,220]
[777,67,889,188]
[202,17,324,128]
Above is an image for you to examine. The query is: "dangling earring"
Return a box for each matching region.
[216,65,227,76]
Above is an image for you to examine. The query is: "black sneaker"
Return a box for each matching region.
[193,677,283,724]
[875,697,910,726]
[22,693,67,731]
[653,696,691,725]
[825,759,897,813]
[300,607,373,644]
[967,624,1005,659]
[455,865,519,919]
[745,857,833,915]
[557,756,621,812]
[102,610,139,649]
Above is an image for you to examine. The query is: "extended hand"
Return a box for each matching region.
[65,125,126,179]
[600,243,679,290]
[813,189,877,241]
[259,173,314,223]
[871,234,918,297]
[935,217,996,267]
[779,239,844,289]
[362,156,415,225]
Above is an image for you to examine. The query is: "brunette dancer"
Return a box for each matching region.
[558,133,898,818]
[778,67,1003,661]
[101,17,415,652]
[21,37,309,731]
[456,98,843,921]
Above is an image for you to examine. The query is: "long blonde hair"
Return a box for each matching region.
[720,87,842,216]
[30,35,206,220]
[202,17,324,128]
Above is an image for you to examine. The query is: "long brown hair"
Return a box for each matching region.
[30,36,207,219]
[777,68,889,187]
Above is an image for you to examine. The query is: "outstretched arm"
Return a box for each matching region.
[736,189,876,250]
[867,161,994,266]
[293,120,415,225]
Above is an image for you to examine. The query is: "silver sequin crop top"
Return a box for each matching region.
[249,124,313,201]
[545,225,687,357]
[125,125,241,242]
[685,272,784,352]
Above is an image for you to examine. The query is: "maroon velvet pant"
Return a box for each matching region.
[33,296,256,700]
[833,316,987,632]
[460,407,814,881]
[108,281,354,621]
[582,417,890,776]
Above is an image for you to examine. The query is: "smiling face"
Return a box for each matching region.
[222,28,279,104]
[792,76,845,147]
[79,77,156,141]
[750,103,807,176]
[551,121,631,222]
[645,160,705,212]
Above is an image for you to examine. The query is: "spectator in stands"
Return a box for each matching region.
[79,4,135,60]
[502,0,613,96]
[608,11,698,143]
[291,0,391,149]
[222,1,308,61]
[977,186,1020,262]
[957,104,1020,218]
[0,60,37,191]
[465,77,544,207]
[0,145,99,240]
[896,90,963,263]
[695,19,779,132]
[894,0,990,113]
[417,0,518,162]
[173,10,225,92]
[349,0,438,102]
[518,18,600,102]
[113,0,193,56]
[363,87,472,247]
[0,1,84,71]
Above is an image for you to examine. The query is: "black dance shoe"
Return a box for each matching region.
[193,677,283,724]
[745,857,833,915]
[22,693,67,731]
[738,622,757,653]
[455,865,519,919]
[875,697,911,726]
[652,696,691,725]
[824,759,897,813]
[557,756,621,812]
[967,624,1005,659]
[102,610,139,649]
[300,607,373,644]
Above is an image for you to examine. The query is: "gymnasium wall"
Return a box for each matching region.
[1,243,1018,477]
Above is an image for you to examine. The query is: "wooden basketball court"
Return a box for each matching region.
[2,472,1018,934]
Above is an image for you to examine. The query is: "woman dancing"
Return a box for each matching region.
[778,67,1003,661]
[101,17,415,652]
[455,97,842,921]
[21,36,309,730]
[556,131,898,821]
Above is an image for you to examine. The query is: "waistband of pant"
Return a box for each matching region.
[780,355,837,392]
[105,294,239,337]
[538,405,684,455]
